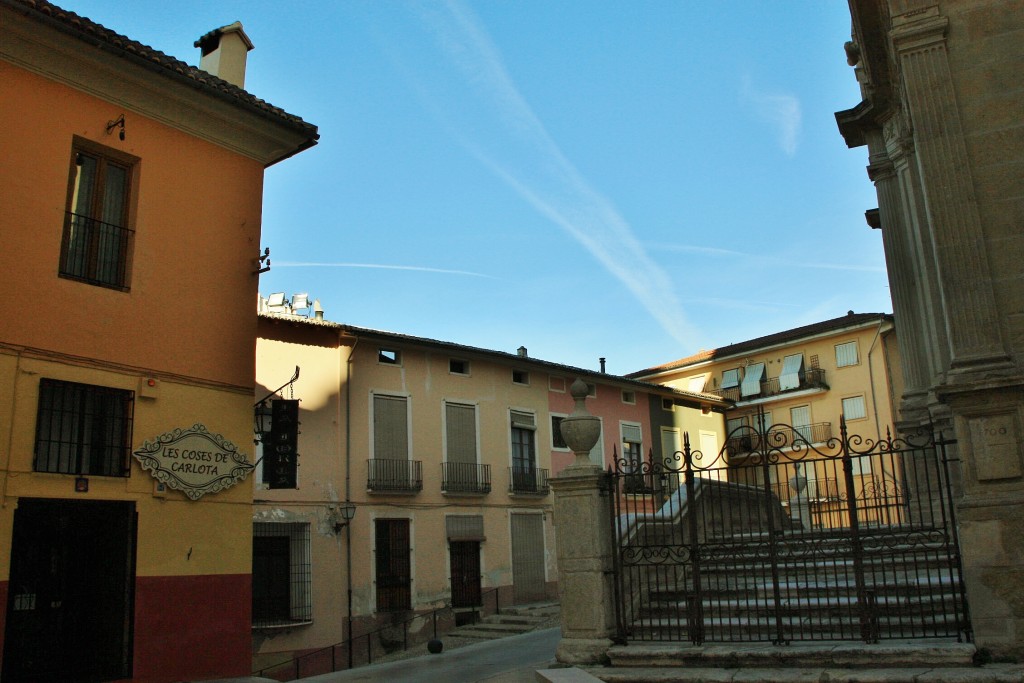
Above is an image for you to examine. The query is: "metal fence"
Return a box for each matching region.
[609,414,970,645]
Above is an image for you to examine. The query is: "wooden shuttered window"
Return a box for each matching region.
[373,394,408,460]
[445,402,477,464]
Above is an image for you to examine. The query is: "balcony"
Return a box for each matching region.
[508,467,550,495]
[771,477,840,503]
[711,367,828,403]
[367,459,422,493]
[726,421,833,457]
[442,462,492,495]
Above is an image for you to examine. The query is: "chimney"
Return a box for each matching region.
[312,299,324,321]
[195,21,254,88]
[599,357,606,373]
[517,346,528,357]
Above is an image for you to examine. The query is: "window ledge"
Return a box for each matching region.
[252,619,313,631]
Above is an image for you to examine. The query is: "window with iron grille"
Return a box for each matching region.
[61,139,137,290]
[34,378,133,476]
[375,519,412,611]
[252,522,312,627]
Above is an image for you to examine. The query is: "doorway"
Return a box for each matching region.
[449,541,482,609]
[3,498,136,682]
[510,513,546,603]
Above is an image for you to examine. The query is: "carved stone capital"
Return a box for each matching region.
[867,155,897,183]
[882,112,915,161]
[890,7,948,53]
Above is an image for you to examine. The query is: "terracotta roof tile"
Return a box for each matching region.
[6,0,317,136]
[257,313,730,408]
[627,312,893,378]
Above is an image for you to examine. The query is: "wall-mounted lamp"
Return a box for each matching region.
[253,400,272,445]
[332,502,356,534]
[106,113,126,141]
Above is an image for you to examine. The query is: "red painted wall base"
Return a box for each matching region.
[132,573,252,683]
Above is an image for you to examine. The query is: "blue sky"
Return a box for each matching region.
[64,1,887,374]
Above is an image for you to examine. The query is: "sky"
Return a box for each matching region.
[62,1,889,375]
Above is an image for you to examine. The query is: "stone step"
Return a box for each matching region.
[645,592,961,615]
[484,614,548,626]
[500,600,561,617]
[584,664,1024,682]
[634,620,965,638]
[692,556,955,573]
[647,573,960,600]
[604,641,978,669]
[452,617,549,640]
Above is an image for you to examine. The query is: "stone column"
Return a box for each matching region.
[890,7,1024,658]
[865,140,932,420]
[890,9,1011,375]
[550,379,616,665]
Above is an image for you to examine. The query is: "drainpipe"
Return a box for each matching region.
[343,334,358,668]
[866,321,884,439]
[0,351,23,507]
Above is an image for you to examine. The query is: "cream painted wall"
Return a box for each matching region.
[254,322,558,657]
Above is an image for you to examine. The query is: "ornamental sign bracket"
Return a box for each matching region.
[133,424,255,500]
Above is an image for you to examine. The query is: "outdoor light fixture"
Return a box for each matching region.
[106,113,126,140]
[253,400,272,444]
[333,502,356,534]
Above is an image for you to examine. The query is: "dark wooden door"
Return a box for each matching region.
[449,541,481,608]
[3,498,136,682]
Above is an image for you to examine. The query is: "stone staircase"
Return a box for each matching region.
[546,526,1003,682]
[452,601,560,641]
[573,640,1024,682]
[623,527,968,643]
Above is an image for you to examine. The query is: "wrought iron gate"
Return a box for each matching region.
[608,415,970,644]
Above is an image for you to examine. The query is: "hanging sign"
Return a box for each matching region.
[133,424,254,500]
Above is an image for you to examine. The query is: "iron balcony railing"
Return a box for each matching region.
[727,421,833,456]
[711,367,828,402]
[367,459,422,492]
[508,467,550,495]
[60,211,133,289]
[771,477,840,503]
[441,462,492,494]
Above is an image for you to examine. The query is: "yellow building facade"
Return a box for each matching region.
[630,312,903,527]
[0,2,316,681]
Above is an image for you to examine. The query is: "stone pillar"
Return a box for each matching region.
[889,7,1024,658]
[865,141,932,418]
[550,379,616,665]
[890,9,1011,375]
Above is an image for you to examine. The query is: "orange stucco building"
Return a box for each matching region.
[0,2,316,680]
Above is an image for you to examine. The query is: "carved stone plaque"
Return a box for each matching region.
[133,424,255,500]
[969,413,1022,482]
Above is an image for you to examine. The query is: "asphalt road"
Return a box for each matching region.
[297,627,560,683]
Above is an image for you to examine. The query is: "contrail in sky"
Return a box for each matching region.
[651,243,886,273]
[740,75,802,157]
[404,0,698,347]
[274,262,495,278]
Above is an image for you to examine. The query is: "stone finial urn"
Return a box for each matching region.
[789,462,808,495]
[559,378,602,469]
